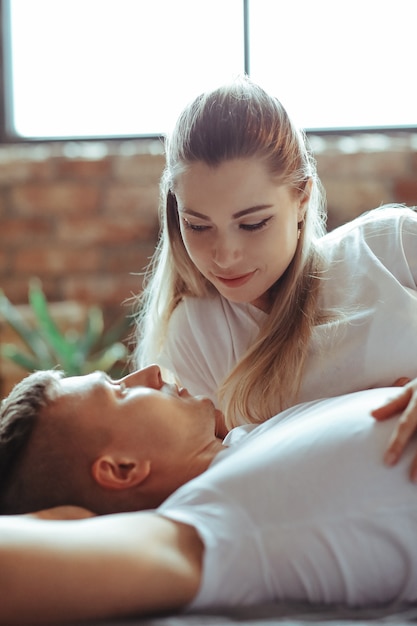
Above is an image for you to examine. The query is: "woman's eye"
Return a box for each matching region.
[182,218,210,233]
[240,217,272,232]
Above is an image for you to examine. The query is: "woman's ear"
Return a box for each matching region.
[298,178,312,220]
[91,456,151,491]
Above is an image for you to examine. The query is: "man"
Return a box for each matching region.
[1,365,417,625]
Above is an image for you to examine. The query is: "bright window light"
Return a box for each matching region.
[248,0,417,130]
[7,0,244,138]
[4,0,417,138]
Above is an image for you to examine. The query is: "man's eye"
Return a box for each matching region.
[119,382,128,396]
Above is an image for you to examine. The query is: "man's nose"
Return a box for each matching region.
[119,365,163,389]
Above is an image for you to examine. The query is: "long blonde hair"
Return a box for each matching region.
[135,76,328,427]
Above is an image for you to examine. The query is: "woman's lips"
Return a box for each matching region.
[215,271,255,288]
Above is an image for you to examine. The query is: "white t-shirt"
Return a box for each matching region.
[157,207,417,420]
[158,387,417,610]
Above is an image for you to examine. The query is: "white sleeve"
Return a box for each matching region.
[399,209,417,288]
[157,299,229,405]
[157,296,263,407]
[361,206,417,288]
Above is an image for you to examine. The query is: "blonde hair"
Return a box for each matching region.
[135,76,328,427]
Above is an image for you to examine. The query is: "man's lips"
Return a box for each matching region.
[214,271,256,288]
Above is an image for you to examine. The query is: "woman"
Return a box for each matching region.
[134,76,417,473]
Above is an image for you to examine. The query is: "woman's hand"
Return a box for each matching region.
[26,505,96,520]
[372,378,417,481]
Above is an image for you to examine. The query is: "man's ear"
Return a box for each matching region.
[91,455,151,491]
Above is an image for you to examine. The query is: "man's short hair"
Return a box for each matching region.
[0,370,63,514]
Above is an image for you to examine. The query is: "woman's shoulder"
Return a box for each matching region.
[169,293,225,322]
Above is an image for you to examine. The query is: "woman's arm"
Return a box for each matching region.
[372,379,417,482]
[0,511,202,625]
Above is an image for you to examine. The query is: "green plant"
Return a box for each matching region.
[0,280,133,377]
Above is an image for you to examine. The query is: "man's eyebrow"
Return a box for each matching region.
[93,371,113,387]
[92,372,119,399]
[92,370,114,383]
[180,204,273,221]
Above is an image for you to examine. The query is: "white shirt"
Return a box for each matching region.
[158,207,417,420]
[158,387,417,610]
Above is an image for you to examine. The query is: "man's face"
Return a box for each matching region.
[55,365,220,458]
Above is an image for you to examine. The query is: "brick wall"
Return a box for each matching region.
[0,132,416,396]
[0,140,165,317]
[312,132,417,230]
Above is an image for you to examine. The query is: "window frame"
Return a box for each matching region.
[1,0,417,144]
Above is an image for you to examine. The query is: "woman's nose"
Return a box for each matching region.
[119,365,163,389]
[212,235,240,267]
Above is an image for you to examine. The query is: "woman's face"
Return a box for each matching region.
[175,157,306,311]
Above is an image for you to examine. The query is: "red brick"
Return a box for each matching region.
[14,246,101,274]
[324,179,391,229]
[0,159,55,185]
[410,152,417,173]
[11,182,100,214]
[64,274,141,307]
[0,248,9,273]
[112,154,165,184]
[393,179,417,206]
[0,217,54,242]
[56,215,158,244]
[0,277,59,306]
[54,157,112,179]
[101,243,157,274]
[317,150,410,179]
[103,184,159,218]
[0,192,7,215]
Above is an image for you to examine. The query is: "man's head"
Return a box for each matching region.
[0,366,223,515]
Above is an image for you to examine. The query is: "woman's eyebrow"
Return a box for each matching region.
[233,204,273,218]
[180,204,273,220]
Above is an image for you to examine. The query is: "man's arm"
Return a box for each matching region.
[0,511,202,625]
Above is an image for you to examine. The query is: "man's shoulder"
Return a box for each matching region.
[323,206,415,243]
[318,206,416,268]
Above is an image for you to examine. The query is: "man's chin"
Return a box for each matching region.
[214,409,228,439]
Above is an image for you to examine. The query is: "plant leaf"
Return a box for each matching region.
[83,342,128,374]
[0,344,54,371]
[0,283,131,377]
[77,306,104,357]
[98,314,133,350]
[0,288,52,362]
[28,279,76,369]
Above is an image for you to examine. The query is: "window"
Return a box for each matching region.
[2,0,244,139]
[1,0,417,141]
[248,0,417,131]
